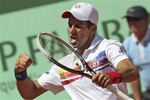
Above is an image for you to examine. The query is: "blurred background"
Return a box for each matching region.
[0,0,150,100]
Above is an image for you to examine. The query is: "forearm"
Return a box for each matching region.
[130,79,142,100]
[14,68,37,99]
[16,77,37,99]
[120,68,139,83]
[117,59,140,83]
[15,53,47,99]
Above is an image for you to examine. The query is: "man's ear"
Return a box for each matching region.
[91,24,97,32]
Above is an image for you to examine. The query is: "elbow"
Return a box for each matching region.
[129,67,140,82]
[134,68,140,80]
[22,96,36,100]
[121,67,140,83]
[21,94,36,99]
[128,63,140,82]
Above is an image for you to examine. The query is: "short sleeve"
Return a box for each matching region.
[105,40,129,68]
[37,66,64,94]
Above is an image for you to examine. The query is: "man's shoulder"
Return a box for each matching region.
[123,35,133,44]
[102,38,121,44]
[100,38,123,48]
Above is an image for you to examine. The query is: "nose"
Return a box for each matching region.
[69,25,76,34]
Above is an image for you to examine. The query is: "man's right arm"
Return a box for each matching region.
[16,77,47,99]
[16,78,47,99]
[15,53,47,99]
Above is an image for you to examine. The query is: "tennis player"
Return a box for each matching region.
[14,2,139,100]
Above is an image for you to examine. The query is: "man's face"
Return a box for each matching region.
[127,17,148,39]
[68,15,95,52]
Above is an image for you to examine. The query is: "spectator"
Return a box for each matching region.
[123,6,150,100]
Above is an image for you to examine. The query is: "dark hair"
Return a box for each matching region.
[87,21,94,28]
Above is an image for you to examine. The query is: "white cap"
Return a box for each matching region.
[61,2,99,25]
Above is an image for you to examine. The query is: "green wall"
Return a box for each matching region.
[0,0,150,100]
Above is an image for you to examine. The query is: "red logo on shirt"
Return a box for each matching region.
[119,46,126,53]
[74,4,81,9]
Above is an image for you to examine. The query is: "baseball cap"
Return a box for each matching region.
[123,6,148,18]
[61,2,99,25]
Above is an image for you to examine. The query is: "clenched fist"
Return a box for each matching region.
[92,72,112,88]
[15,53,33,72]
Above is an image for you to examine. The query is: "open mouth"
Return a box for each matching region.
[70,36,78,47]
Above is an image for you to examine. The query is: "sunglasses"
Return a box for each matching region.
[127,17,141,22]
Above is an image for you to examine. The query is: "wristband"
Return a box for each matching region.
[106,71,122,84]
[14,68,28,81]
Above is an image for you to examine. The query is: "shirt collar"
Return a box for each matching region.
[143,28,150,42]
[87,33,104,50]
[132,27,150,44]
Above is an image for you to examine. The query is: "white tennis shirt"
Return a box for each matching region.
[37,34,129,100]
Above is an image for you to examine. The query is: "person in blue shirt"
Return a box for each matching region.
[123,6,150,100]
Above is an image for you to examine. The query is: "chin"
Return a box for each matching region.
[70,43,78,48]
[72,45,78,48]
[69,41,78,48]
